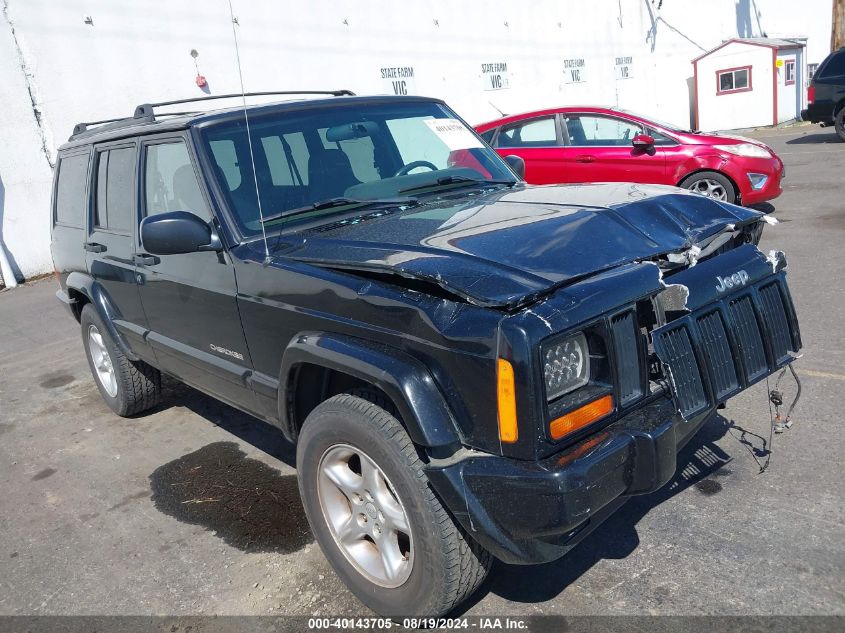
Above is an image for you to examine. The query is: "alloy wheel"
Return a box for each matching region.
[687,178,728,200]
[317,443,413,588]
[88,325,118,397]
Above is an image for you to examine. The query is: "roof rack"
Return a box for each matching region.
[70,89,356,140]
[132,89,355,119]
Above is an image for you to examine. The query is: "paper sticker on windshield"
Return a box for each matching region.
[424,119,484,151]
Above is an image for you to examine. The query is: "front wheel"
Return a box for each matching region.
[679,171,736,204]
[296,391,490,616]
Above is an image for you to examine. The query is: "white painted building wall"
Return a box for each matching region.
[0,0,833,280]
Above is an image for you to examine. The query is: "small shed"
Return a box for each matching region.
[693,38,806,131]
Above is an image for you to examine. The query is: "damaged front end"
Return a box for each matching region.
[651,243,801,421]
[426,241,802,565]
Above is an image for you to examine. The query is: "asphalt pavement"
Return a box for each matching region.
[0,124,842,620]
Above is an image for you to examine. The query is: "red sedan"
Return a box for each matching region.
[474,106,784,205]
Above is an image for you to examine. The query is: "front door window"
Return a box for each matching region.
[564,115,643,146]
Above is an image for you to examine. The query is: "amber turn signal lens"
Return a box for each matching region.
[496,358,518,443]
[549,394,614,440]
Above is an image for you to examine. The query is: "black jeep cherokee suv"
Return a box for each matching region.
[51,92,801,616]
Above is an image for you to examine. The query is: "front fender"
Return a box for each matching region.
[65,272,139,362]
[279,332,462,448]
[672,153,731,186]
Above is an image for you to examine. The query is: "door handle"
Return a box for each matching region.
[575,155,596,163]
[84,242,107,253]
[133,253,160,266]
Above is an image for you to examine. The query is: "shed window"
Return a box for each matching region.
[785,60,796,85]
[716,66,751,94]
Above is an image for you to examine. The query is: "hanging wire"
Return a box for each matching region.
[227,0,270,260]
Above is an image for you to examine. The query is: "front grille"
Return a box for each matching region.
[610,311,643,406]
[758,282,793,364]
[653,276,800,419]
[697,311,739,400]
[729,295,768,382]
[658,326,707,417]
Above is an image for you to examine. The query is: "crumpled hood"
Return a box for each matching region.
[279,183,765,308]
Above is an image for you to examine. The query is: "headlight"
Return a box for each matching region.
[543,333,589,401]
[714,143,772,159]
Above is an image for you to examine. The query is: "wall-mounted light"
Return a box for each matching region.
[191,49,209,91]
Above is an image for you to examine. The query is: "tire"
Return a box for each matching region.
[834,107,845,142]
[80,304,161,417]
[679,171,736,204]
[296,391,491,617]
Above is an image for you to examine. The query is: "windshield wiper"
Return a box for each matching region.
[398,175,517,195]
[261,196,417,224]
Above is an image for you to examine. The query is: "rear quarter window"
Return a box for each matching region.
[54,153,90,227]
[818,51,845,78]
[479,128,497,144]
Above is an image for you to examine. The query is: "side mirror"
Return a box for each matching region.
[140,211,221,255]
[632,134,655,148]
[503,154,525,180]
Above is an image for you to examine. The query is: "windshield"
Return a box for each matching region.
[198,101,517,235]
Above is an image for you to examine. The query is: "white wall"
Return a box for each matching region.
[0,2,55,282]
[0,0,833,280]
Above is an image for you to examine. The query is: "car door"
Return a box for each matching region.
[559,113,667,185]
[493,115,566,184]
[85,140,155,363]
[134,134,257,412]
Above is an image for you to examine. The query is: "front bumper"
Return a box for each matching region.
[727,156,784,206]
[426,397,711,565]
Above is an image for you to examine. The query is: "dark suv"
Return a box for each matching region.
[803,47,845,140]
[51,91,802,617]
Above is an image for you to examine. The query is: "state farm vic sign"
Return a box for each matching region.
[380,66,417,95]
[563,58,587,84]
[481,62,510,91]
[615,56,633,80]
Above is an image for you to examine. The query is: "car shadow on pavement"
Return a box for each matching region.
[154,376,297,468]
[461,414,737,609]
[785,131,841,145]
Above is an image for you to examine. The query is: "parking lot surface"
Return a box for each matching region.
[0,125,843,618]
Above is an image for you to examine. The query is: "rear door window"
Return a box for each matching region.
[93,146,135,233]
[54,153,90,227]
[497,117,559,148]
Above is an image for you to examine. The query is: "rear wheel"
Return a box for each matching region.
[80,304,161,416]
[296,391,490,616]
[834,107,845,142]
[679,171,736,204]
